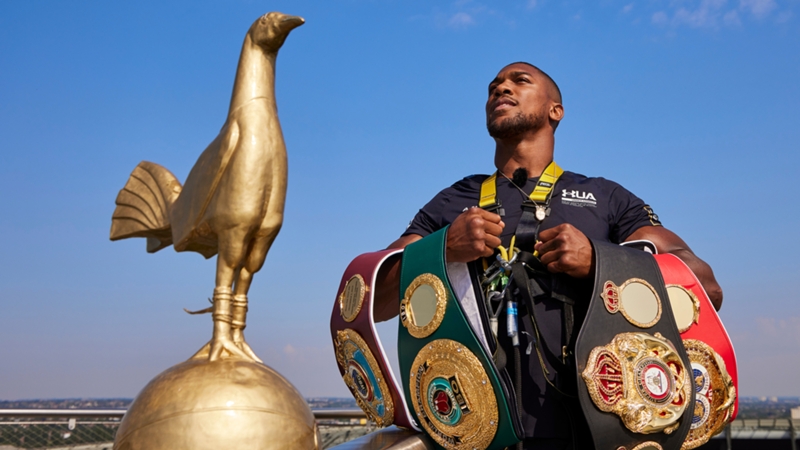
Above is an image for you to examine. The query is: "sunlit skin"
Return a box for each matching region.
[374,63,723,321]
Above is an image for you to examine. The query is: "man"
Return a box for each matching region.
[375,62,722,449]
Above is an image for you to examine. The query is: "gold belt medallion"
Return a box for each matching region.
[582,332,691,434]
[400,273,448,339]
[339,274,367,322]
[601,278,663,328]
[681,339,736,449]
[334,329,395,426]
[409,339,498,450]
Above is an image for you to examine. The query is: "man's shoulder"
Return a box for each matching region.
[437,174,492,195]
[453,173,492,187]
[560,171,626,191]
[562,170,613,184]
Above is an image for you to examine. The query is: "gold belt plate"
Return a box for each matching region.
[681,339,737,449]
[334,329,395,426]
[409,339,498,450]
[582,332,692,434]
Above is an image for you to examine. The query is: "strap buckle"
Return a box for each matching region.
[483,201,505,217]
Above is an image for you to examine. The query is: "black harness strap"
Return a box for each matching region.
[513,201,542,252]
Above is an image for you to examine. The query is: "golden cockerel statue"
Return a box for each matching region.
[110,12,304,363]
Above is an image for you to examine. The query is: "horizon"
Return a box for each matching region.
[3,396,800,401]
[1,0,799,400]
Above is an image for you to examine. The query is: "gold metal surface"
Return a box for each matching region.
[400,274,448,339]
[108,11,317,449]
[601,278,662,328]
[114,358,318,449]
[334,329,396,427]
[665,285,700,333]
[582,332,691,434]
[340,274,367,322]
[409,339,498,450]
[632,442,664,450]
[681,339,737,450]
[110,11,304,362]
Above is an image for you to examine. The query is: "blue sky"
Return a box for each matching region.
[1,0,798,400]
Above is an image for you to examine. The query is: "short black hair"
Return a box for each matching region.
[507,61,562,104]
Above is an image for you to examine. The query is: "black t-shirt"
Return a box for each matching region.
[403,171,660,244]
[402,170,661,441]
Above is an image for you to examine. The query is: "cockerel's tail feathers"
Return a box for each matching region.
[110,161,182,253]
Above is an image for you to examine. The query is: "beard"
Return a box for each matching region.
[487,111,545,139]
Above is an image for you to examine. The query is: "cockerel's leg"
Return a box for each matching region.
[191,231,254,362]
[231,293,262,363]
[190,286,250,361]
[209,286,250,361]
[228,229,280,362]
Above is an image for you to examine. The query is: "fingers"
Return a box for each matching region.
[534,223,594,278]
[464,213,502,257]
[538,243,567,273]
[535,234,562,256]
[540,248,573,275]
[478,233,501,258]
[446,207,506,262]
[474,207,504,224]
[536,225,561,242]
[466,211,504,239]
[535,223,572,256]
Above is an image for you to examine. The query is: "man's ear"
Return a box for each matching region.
[550,103,564,122]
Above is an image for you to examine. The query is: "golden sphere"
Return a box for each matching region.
[114,358,318,449]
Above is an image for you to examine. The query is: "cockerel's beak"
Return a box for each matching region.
[279,15,305,33]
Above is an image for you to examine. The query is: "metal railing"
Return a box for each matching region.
[0,409,368,450]
[6,410,794,450]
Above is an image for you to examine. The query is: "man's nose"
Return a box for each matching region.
[491,81,512,97]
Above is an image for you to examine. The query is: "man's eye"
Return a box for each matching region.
[518,77,531,83]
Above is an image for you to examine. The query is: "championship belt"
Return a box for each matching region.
[656,254,737,449]
[398,227,523,450]
[330,249,418,430]
[576,241,694,450]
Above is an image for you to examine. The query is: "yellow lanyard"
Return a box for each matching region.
[479,161,564,208]
[478,161,564,260]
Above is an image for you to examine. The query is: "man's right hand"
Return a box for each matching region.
[446,207,505,262]
[375,207,503,321]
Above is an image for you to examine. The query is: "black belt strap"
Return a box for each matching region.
[511,262,551,379]
[513,201,541,254]
[516,252,575,361]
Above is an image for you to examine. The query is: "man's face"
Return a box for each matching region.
[485,63,554,139]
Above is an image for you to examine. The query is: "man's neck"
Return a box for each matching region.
[493,130,555,178]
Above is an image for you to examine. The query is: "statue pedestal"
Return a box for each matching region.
[114,358,317,449]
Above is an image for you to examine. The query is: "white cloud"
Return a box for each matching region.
[416,1,494,31]
[723,9,742,24]
[527,0,539,10]
[646,0,785,28]
[622,3,635,14]
[672,0,729,28]
[755,316,800,344]
[740,0,778,18]
[652,11,670,24]
[449,11,476,27]
[729,315,800,396]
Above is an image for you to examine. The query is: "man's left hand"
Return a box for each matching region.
[534,223,594,278]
